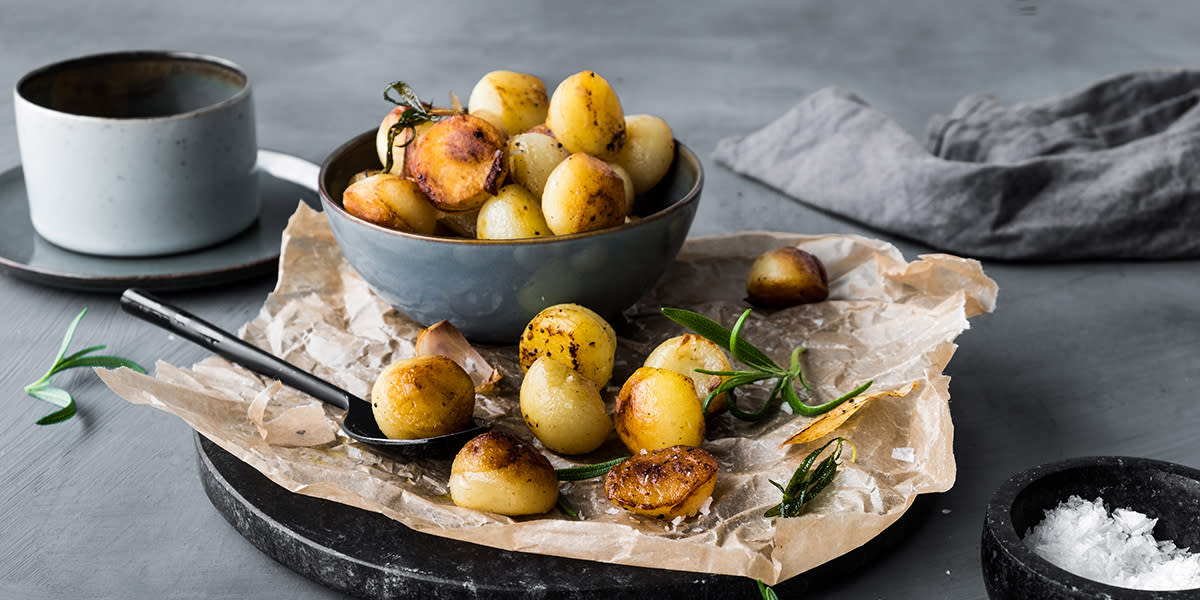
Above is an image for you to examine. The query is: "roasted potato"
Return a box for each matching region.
[746,246,830,307]
[518,303,617,387]
[519,356,612,455]
[449,432,558,516]
[342,173,439,235]
[476,183,551,239]
[606,161,636,217]
[505,132,570,199]
[544,70,626,159]
[370,355,476,440]
[467,70,550,138]
[375,105,435,176]
[541,153,626,235]
[407,113,508,212]
[613,367,706,452]
[643,334,732,415]
[605,445,718,519]
[613,114,675,196]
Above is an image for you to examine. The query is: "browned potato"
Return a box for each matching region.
[518,303,617,387]
[545,70,626,159]
[519,356,611,455]
[643,334,732,415]
[541,153,626,235]
[613,114,675,195]
[449,431,559,516]
[746,246,830,307]
[407,113,508,212]
[467,70,550,138]
[342,173,439,235]
[613,367,706,452]
[605,445,718,519]
[370,355,475,440]
[374,106,435,176]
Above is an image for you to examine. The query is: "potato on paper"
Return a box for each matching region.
[643,334,732,415]
[545,70,626,159]
[613,114,675,196]
[518,303,617,387]
[605,445,718,519]
[407,113,508,212]
[779,382,919,449]
[614,367,706,452]
[505,132,570,199]
[449,431,558,516]
[375,105,436,176]
[519,356,611,455]
[476,184,551,240]
[370,355,476,440]
[342,173,439,235]
[413,320,501,394]
[746,246,830,308]
[541,153,626,235]
[467,70,549,138]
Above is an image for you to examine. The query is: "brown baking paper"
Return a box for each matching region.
[99,204,997,585]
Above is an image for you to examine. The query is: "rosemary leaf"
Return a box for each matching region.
[555,456,628,481]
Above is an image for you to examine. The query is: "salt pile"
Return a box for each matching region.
[1023,495,1200,591]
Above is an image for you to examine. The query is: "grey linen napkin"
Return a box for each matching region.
[713,70,1200,260]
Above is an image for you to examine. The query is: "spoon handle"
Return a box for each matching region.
[120,288,355,411]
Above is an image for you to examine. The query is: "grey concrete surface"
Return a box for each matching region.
[1,1,1198,598]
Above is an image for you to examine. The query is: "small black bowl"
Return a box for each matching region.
[982,456,1200,599]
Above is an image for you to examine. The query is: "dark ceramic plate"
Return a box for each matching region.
[0,149,319,292]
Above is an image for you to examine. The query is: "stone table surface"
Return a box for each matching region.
[2,1,1198,598]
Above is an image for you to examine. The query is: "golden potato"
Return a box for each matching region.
[407,113,508,212]
[449,432,558,516]
[606,161,636,217]
[605,445,718,519]
[342,173,439,235]
[746,246,830,307]
[505,132,570,199]
[374,105,435,176]
[467,70,550,138]
[476,184,551,239]
[613,367,706,452]
[518,303,617,387]
[643,334,732,415]
[520,356,612,455]
[613,114,675,196]
[370,355,475,440]
[541,153,626,235]
[545,70,626,159]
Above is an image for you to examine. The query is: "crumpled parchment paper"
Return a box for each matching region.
[99,204,997,585]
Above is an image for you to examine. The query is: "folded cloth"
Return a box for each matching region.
[713,70,1200,261]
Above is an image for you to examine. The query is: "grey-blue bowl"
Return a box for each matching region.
[318,130,703,344]
[982,456,1200,599]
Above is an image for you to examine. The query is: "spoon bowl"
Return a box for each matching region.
[120,288,490,457]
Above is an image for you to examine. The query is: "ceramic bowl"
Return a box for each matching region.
[982,456,1200,599]
[318,129,703,344]
[14,50,258,256]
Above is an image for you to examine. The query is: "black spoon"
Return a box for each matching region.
[120,288,491,457]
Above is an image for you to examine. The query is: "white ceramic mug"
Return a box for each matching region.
[14,51,259,257]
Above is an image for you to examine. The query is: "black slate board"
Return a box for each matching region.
[194,432,934,599]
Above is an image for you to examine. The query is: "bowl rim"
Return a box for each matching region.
[318,129,704,246]
[986,455,1200,595]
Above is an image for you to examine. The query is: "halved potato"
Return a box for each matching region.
[643,334,732,415]
[613,367,706,452]
[449,431,558,516]
[541,153,626,235]
[518,303,617,387]
[407,113,508,212]
[545,70,626,159]
[468,70,550,138]
[519,355,612,455]
[605,445,718,519]
[342,173,439,235]
[370,355,475,440]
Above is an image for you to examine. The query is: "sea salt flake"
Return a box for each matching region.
[891,447,916,462]
[1023,495,1200,591]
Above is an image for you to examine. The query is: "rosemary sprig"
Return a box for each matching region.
[23,308,145,425]
[756,579,780,600]
[661,307,872,421]
[380,81,461,173]
[554,456,629,519]
[764,437,854,518]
